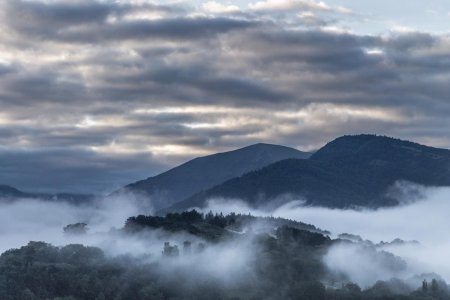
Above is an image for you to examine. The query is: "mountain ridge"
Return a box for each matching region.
[0,184,95,205]
[115,143,311,210]
[163,134,450,212]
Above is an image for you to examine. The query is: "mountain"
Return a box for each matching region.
[165,135,450,211]
[116,143,311,210]
[0,184,95,205]
[0,185,28,200]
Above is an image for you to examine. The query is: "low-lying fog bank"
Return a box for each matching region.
[1,185,450,289]
[0,194,151,254]
[200,186,450,286]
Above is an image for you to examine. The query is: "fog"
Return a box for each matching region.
[0,194,151,254]
[0,193,259,288]
[1,185,450,288]
[200,186,450,286]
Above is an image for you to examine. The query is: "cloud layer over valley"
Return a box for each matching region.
[200,186,450,285]
[2,185,450,288]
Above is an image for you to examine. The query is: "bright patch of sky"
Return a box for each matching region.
[333,0,450,34]
[178,0,450,35]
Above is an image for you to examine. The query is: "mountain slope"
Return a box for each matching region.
[116,143,310,210]
[311,134,450,188]
[166,135,450,211]
[0,185,95,205]
[0,185,28,199]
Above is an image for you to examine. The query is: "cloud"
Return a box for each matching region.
[248,0,353,16]
[0,194,149,254]
[199,186,450,286]
[202,1,241,14]
[0,0,450,193]
[0,195,259,287]
[2,1,252,43]
[248,0,331,12]
[3,185,450,289]
[0,147,169,194]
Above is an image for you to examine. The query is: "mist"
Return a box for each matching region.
[2,185,450,290]
[0,194,151,254]
[0,194,261,290]
[199,186,450,286]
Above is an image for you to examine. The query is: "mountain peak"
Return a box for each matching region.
[244,142,291,148]
[167,135,450,212]
[118,143,311,210]
[312,134,449,162]
[210,143,303,155]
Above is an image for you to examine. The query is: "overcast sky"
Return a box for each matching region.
[1,0,450,194]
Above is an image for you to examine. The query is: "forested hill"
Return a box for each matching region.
[124,209,330,241]
[165,135,450,211]
[1,210,448,300]
[115,143,310,210]
[311,134,450,187]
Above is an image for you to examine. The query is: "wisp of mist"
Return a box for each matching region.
[200,186,450,286]
[0,194,151,254]
[0,194,257,286]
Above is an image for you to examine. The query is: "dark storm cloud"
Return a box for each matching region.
[112,65,288,103]
[5,0,112,26]
[230,29,383,71]
[225,28,450,113]
[1,0,450,193]
[385,32,436,52]
[1,72,86,106]
[2,0,181,29]
[59,18,256,43]
[3,0,254,43]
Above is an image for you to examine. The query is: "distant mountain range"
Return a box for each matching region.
[3,134,450,212]
[0,185,95,205]
[115,143,310,210]
[0,185,27,200]
[164,135,450,212]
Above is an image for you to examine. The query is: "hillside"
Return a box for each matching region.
[0,185,95,205]
[0,211,437,300]
[165,135,450,211]
[116,143,310,210]
[311,134,450,188]
[124,209,329,240]
[0,185,28,200]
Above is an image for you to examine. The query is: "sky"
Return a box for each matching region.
[1,0,450,194]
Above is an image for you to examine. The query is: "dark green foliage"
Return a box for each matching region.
[125,210,327,241]
[63,223,88,235]
[0,242,112,300]
[276,226,331,246]
[0,233,329,300]
[1,240,447,300]
[124,210,230,241]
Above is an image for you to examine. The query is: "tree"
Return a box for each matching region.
[431,278,439,293]
[63,223,88,235]
[422,279,428,293]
